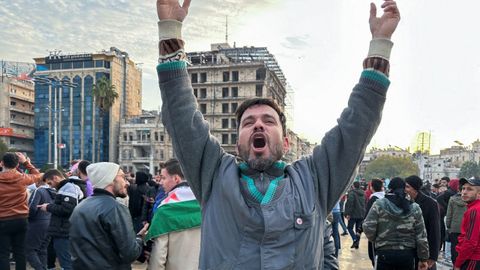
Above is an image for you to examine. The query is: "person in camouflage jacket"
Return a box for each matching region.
[363,177,429,270]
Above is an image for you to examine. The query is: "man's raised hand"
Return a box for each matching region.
[369,0,400,39]
[157,0,191,22]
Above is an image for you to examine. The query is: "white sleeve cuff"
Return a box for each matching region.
[367,38,394,60]
[158,20,183,41]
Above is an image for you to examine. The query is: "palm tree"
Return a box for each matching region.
[92,76,118,162]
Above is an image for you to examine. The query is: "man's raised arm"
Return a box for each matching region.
[156,0,224,204]
[306,0,400,213]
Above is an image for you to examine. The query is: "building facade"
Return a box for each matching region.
[118,111,174,174]
[186,43,290,155]
[0,68,36,157]
[33,48,142,168]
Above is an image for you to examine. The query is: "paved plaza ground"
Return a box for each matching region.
[16,234,452,269]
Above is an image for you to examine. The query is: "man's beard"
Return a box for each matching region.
[238,142,284,171]
[113,182,127,198]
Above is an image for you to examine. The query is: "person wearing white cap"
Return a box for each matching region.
[69,162,148,270]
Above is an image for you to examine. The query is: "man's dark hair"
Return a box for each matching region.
[441,176,450,182]
[235,98,287,137]
[77,160,91,175]
[1,152,19,169]
[160,158,184,179]
[432,183,440,189]
[371,179,383,192]
[353,181,360,189]
[43,169,65,181]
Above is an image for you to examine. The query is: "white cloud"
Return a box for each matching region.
[2,0,480,153]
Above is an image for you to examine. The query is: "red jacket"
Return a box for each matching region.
[0,162,42,219]
[455,199,480,268]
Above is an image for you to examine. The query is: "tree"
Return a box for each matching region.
[0,139,8,158]
[459,161,480,178]
[92,76,118,162]
[364,155,419,180]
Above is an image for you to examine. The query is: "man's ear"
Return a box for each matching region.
[283,136,290,153]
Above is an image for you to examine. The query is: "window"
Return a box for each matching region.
[191,73,198,83]
[61,62,73,69]
[155,132,159,141]
[160,150,164,159]
[256,68,266,80]
[10,101,16,106]
[222,134,229,144]
[129,133,133,141]
[231,119,237,129]
[200,88,207,98]
[193,88,198,98]
[73,61,83,69]
[160,134,164,142]
[222,118,229,128]
[231,103,238,113]
[95,60,104,68]
[200,103,207,114]
[232,71,239,81]
[83,61,93,68]
[223,71,230,82]
[231,87,238,97]
[256,84,263,97]
[200,73,207,83]
[123,132,127,141]
[231,133,237,144]
[222,87,229,98]
[222,103,229,113]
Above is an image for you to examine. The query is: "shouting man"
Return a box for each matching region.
[156,0,400,268]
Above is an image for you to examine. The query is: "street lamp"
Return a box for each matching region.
[34,76,77,169]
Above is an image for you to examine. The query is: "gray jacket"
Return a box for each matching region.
[158,63,389,269]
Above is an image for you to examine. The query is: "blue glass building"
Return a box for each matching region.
[33,48,142,168]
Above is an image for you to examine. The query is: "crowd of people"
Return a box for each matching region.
[1,0,479,269]
[331,176,480,270]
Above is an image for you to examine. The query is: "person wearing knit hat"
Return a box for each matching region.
[69,162,149,269]
[405,175,441,269]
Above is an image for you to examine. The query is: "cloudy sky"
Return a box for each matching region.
[1,0,479,153]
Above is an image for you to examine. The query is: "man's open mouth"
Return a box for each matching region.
[252,134,266,149]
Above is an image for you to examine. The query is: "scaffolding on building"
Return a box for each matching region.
[187,46,287,85]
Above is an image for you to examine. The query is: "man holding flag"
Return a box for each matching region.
[146,159,201,270]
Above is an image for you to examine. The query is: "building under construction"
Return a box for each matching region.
[186,43,310,159]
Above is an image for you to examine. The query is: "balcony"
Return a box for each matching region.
[10,119,34,128]
[131,140,151,146]
[10,106,34,115]
[131,157,150,163]
[10,93,34,103]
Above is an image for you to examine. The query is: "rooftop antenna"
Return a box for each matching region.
[225,16,228,44]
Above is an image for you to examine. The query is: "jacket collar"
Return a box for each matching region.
[467,199,480,208]
[92,188,115,198]
[238,160,286,178]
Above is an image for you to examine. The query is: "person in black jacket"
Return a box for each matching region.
[128,171,155,232]
[405,175,441,270]
[25,175,56,270]
[344,181,366,249]
[70,162,148,270]
[38,169,86,270]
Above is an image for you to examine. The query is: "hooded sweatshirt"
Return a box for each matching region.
[0,162,42,219]
[345,188,366,219]
[363,196,429,260]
